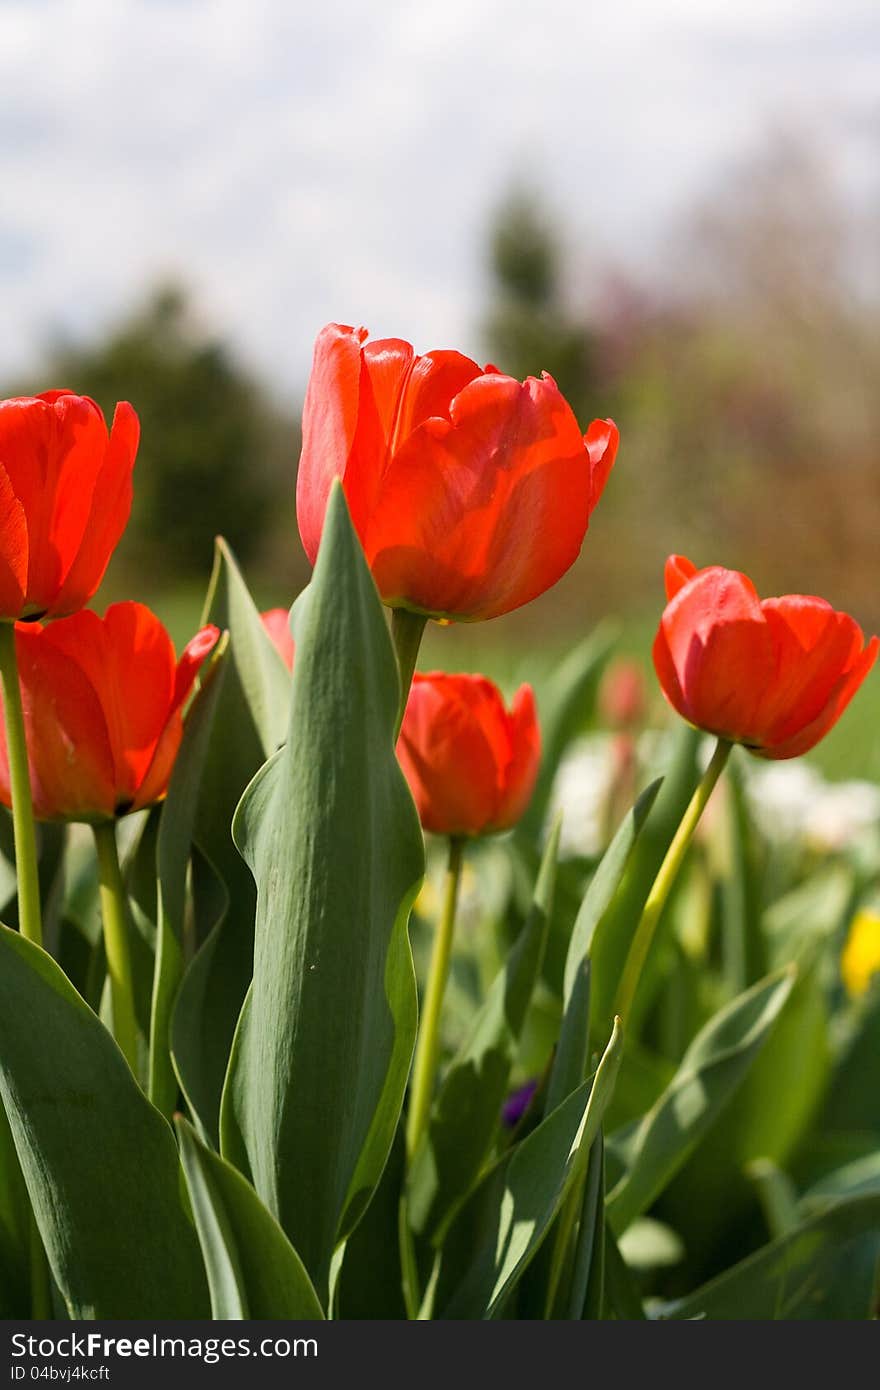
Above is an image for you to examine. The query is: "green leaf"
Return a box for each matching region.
[590,726,701,1048]
[336,1125,408,1319]
[517,623,617,843]
[0,926,208,1318]
[0,1100,30,1316]
[220,485,424,1301]
[546,779,662,1115]
[172,539,291,1143]
[150,639,227,1117]
[567,1135,605,1318]
[408,820,561,1242]
[432,1018,623,1319]
[659,1193,880,1320]
[606,967,795,1232]
[176,1117,323,1319]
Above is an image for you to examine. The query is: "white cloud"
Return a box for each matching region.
[0,0,876,396]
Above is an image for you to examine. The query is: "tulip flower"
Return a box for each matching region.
[397,671,541,838]
[0,390,139,621]
[399,671,541,1157]
[653,555,878,760]
[615,556,879,1024]
[0,603,220,823]
[260,607,295,671]
[296,324,617,625]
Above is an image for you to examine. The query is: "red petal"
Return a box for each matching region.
[260,608,295,670]
[585,418,619,509]
[45,603,176,803]
[0,623,117,820]
[50,402,139,616]
[664,554,698,601]
[296,324,370,565]
[757,598,864,747]
[133,624,220,811]
[758,635,878,759]
[495,684,541,831]
[0,460,28,617]
[368,373,593,620]
[0,394,108,614]
[397,673,503,835]
[655,567,774,742]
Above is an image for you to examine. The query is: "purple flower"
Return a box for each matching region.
[502,1079,538,1129]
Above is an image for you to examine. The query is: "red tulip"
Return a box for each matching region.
[653,555,878,759]
[260,607,295,671]
[0,391,139,620]
[296,324,618,622]
[397,672,540,836]
[0,604,219,821]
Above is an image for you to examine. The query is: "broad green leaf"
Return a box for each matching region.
[408,821,561,1242]
[220,485,424,1301]
[567,1135,605,1319]
[176,1118,323,1319]
[801,1151,880,1211]
[659,1193,880,1320]
[172,538,291,1143]
[336,1125,408,1320]
[546,779,662,1115]
[607,967,795,1232]
[517,623,617,842]
[150,639,227,1117]
[433,1018,623,1319]
[0,1100,30,1316]
[590,726,701,1048]
[0,926,208,1318]
[662,959,829,1264]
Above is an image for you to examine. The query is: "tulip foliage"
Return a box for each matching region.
[0,331,879,1324]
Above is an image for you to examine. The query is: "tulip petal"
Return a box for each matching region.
[757,635,879,760]
[585,418,619,510]
[655,566,773,741]
[757,598,866,746]
[50,402,139,616]
[296,324,371,565]
[0,461,28,617]
[260,607,295,671]
[133,624,220,812]
[397,674,501,835]
[664,555,699,601]
[0,393,108,614]
[368,374,594,620]
[0,625,117,820]
[42,604,176,803]
[496,684,541,831]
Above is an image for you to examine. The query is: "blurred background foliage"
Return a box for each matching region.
[5,132,878,773]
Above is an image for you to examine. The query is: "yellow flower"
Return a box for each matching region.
[841,909,880,999]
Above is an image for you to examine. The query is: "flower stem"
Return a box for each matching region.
[93,821,138,1072]
[0,622,42,947]
[615,737,732,1021]
[390,608,427,738]
[406,836,464,1159]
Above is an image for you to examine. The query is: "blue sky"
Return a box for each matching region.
[1,0,877,394]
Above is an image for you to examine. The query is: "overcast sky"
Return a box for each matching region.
[1,0,877,395]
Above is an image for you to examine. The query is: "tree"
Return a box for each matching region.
[23,284,296,588]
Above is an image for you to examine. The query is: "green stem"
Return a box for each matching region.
[93,821,138,1072]
[0,622,42,947]
[406,836,464,1159]
[390,608,428,738]
[615,737,732,1021]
